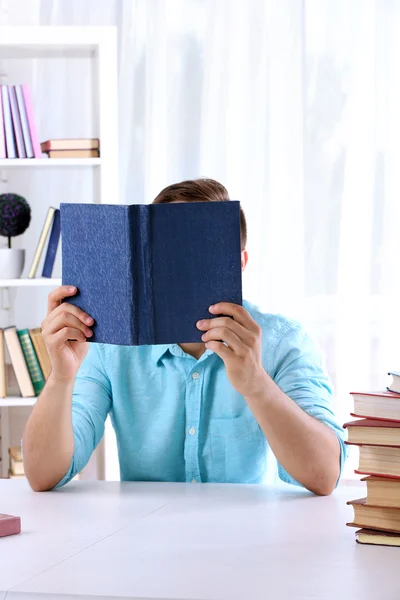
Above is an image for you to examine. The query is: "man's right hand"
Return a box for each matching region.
[42,286,94,382]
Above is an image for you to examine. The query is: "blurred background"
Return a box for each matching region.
[1,0,400,480]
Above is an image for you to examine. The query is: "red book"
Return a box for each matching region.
[347,498,400,534]
[353,444,400,479]
[0,513,21,537]
[343,418,400,446]
[350,390,400,422]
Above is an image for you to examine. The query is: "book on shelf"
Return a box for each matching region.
[0,84,40,159]
[8,86,26,159]
[347,498,400,533]
[15,85,34,158]
[45,149,99,159]
[0,87,5,159]
[4,326,35,397]
[349,390,400,422]
[42,208,60,278]
[1,86,17,159]
[28,207,56,278]
[21,84,41,158]
[29,328,51,380]
[355,528,400,546]
[388,371,400,394]
[0,328,6,398]
[6,362,21,396]
[61,201,242,346]
[361,476,400,508]
[41,138,100,151]
[17,329,45,395]
[8,446,24,476]
[343,418,400,446]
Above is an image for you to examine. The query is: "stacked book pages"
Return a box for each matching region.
[41,138,100,158]
[345,372,400,546]
[8,446,24,479]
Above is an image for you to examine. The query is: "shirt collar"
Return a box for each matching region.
[151,343,215,365]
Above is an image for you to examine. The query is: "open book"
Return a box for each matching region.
[61,201,242,345]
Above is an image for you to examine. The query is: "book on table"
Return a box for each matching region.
[349,444,400,478]
[61,201,243,346]
[355,528,400,546]
[349,390,400,422]
[344,418,400,446]
[347,498,400,533]
[361,476,400,508]
[388,371,400,394]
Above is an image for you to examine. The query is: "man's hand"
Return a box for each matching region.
[197,302,267,397]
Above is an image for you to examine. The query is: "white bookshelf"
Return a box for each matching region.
[0,26,118,481]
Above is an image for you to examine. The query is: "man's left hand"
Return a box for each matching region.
[197,303,267,397]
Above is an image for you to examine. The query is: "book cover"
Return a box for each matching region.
[17,329,45,395]
[1,86,17,158]
[41,138,100,151]
[28,207,56,278]
[347,497,400,533]
[15,85,34,158]
[0,88,5,158]
[4,327,35,397]
[0,329,6,398]
[355,528,400,546]
[344,418,400,446]
[61,201,242,346]
[21,84,41,158]
[42,209,60,278]
[8,87,26,158]
[29,328,51,380]
[45,149,99,159]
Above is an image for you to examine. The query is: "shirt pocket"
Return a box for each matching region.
[209,411,266,483]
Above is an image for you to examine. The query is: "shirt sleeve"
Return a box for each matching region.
[270,322,347,487]
[53,343,112,488]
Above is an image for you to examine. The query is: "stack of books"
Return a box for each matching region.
[0,84,41,159]
[41,138,100,159]
[28,207,61,279]
[0,326,51,399]
[8,446,24,479]
[345,372,400,546]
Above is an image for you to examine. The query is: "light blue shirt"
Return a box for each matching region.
[55,300,346,488]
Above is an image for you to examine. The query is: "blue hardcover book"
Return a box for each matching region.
[60,201,242,346]
[42,209,61,278]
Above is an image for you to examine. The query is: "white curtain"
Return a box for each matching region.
[5,0,400,479]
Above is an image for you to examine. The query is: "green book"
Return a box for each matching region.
[17,329,45,395]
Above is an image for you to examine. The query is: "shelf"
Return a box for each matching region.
[0,278,61,287]
[0,158,101,168]
[0,397,36,407]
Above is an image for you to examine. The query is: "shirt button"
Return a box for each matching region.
[192,372,199,380]
[189,427,196,436]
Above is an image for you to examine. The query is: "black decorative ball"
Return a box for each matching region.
[0,193,31,238]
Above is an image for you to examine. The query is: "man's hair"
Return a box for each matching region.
[153,178,247,250]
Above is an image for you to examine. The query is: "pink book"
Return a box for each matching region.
[9,86,26,158]
[0,513,21,537]
[0,89,5,158]
[21,84,41,158]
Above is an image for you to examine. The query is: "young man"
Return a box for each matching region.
[23,179,346,494]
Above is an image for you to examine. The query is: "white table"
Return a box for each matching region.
[0,481,399,600]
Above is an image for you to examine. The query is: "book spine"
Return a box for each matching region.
[132,205,154,345]
[4,327,35,397]
[17,329,45,395]
[21,84,41,158]
[42,209,61,278]
[28,207,56,278]
[0,329,6,398]
[15,85,34,158]
[1,86,17,158]
[0,89,6,158]
[9,87,26,158]
[29,329,51,380]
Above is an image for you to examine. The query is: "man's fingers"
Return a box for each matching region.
[197,316,254,345]
[204,340,233,361]
[45,301,94,330]
[47,285,78,315]
[208,303,260,334]
[201,326,243,354]
[51,327,88,348]
[44,312,93,339]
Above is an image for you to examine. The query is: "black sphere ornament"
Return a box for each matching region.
[0,193,31,248]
